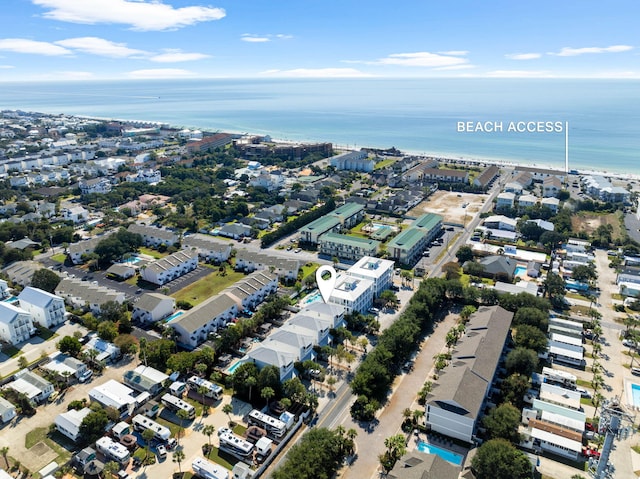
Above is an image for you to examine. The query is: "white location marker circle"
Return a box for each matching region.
[316,265,337,304]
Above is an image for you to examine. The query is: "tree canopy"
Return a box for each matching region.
[57,335,82,357]
[79,408,109,445]
[31,269,61,293]
[471,439,532,479]
[513,324,549,353]
[482,403,522,443]
[505,347,539,377]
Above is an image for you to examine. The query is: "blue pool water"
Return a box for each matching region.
[227,361,245,374]
[417,442,463,466]
[514,265,527,276]
[124,256,142,264]
[301,290,322,306]
[165,311,184,323]
[3,296,18,303]
[631,383,640,407]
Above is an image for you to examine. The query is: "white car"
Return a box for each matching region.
[156,444,167,459]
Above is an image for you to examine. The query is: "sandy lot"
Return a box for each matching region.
[408,190,488,225]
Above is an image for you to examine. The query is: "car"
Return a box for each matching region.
[402,361,413,372]
[78,369,93,383]
[576,387,591,399]
[286,245,292,251]
[632,367,640,376]
[156,444,167,459]
[135,288,143,294]
[166,438,177,450]
[117,470,132,479]
[48,391,59,403]
[308,369,322,380]
[294,248,301,253]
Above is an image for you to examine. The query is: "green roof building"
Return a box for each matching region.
[387,213,442,266]
[318,233,381,261]
[300,202,365,244]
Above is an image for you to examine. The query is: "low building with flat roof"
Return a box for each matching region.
[55,407,91,442]
[318,233,380,262]
[300,202,365,245]
[6,370,54,404]
[346,256,394,297]
[0,396,17,424]
[88,380,138,419]
[123,366,169,395]
[328,274,374,314]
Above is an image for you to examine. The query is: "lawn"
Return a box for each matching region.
[299,262,319,281]
[374,158,396,170]
[172,271,245,306]
[36,327,57,341]
[25,427,72,464]
[51,253,67,263]
[139,246,169,259]
[206,447,237,470]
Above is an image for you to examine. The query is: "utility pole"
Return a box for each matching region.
[589,398,635,479]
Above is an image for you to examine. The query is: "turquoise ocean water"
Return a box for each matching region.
[0,78,638,174]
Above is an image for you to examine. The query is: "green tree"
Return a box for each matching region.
[572,264,597,283]
[456,245,474,264]
[261,386,275,408]
[57,335,82,357]
[513,324,549,353]
[100,300,126,323]
[97,321,118,342]
[505,347,539,377]
[222,403,233,424]
[202,424,215,446]
[460,305,477,322]
[31,269,61,293]
[482,403,522,443]
[172,449,185,474]
[142,428,155,461]
[113,334,138,356]
[379,434,407,473]
[0,446,9,469]
[471,439,532,479]
[501,373,530,410]
[79,409,109,445]
[103,461,120,479]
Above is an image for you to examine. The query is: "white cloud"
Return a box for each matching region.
[438,50,469,56]
[128,68,195,79]
[486,70,553,78]
[33,0,225,31]
[434,64,475,71]
[0,65,15,69]
[369,51,469,68]
[505,53,542,60]
[55,37,147,58]
[261,68,374,78]
[552,45,633,56]
[150,50,210,63]
[241,33,293,43]
[0,38,71,56]
[241,35,270,43]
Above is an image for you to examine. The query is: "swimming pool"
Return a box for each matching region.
[417,442,463,466]
[2,296,18,303]
[631,383,640,407]
[514,265,527,277]
[227,360,245,374]
[301,290,323,307]
[165,311,184,323]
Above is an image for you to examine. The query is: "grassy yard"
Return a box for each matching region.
[172,270,245,306]
[25,427,72,465]
[374,158,396,170]
[206,447,237,470]
[51,253,67,263]
[139,246,169,259]
[36,327,57,341]
[299,262,319,281]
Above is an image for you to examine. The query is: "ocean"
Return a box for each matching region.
[0,78,638,174]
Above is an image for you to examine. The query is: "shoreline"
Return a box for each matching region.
[15,109,640,181]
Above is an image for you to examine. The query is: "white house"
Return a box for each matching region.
[496,192,516,210]
[125,169,161,184]
[6,370,54,404]
[0,396,17,424]
[0,279,10,299]
[140,249,199,286]
[222,271,279,312]
[127,223,179,247]
[346,256,394,298]
[17,286,66,329]
[123,366,169,395]
[85,336,122,363]
[0,302,35,345]
[60,206,89,224]
[170,293,239,350]
[132,293,175,323]
[328,274,374,314]
[55,277,125,313]
[79,177,112,195]
[234,249,300,282]
[43,352,89,381]
[182,234,232,263]
[541,197,560,213]
[246,340,299,381]
[88,380,138,419]
[68,233,114,265]
[55,407,92,442]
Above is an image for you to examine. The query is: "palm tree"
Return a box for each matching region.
[402,408,412,426]
[222,403,233,424]
[412,409,425,426]
[202,425,215,446]
[0,447,9,469]
[176,409,190,443]
[142,429,155,461]
[102,461,119,479]
[261,387,275,408]
[172,450,185,474]
[246,376,257,402]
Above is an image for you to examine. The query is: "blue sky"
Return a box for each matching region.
[0,0,637,81]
